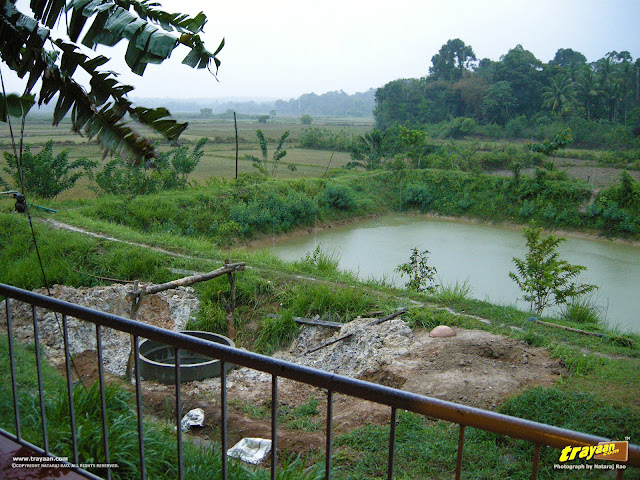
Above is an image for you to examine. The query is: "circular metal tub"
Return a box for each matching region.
[139,331,234,384]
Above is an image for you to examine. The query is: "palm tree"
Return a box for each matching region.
[0,0,224,164]
[541,76,577,114]
[575,67,600,120]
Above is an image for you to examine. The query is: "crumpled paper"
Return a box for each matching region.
[227,438,273,464]
[180,408,205,432]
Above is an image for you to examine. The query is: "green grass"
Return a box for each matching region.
[0,338,323,479]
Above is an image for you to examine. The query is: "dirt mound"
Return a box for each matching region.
[160,315,565,453]
[0,283,199,376]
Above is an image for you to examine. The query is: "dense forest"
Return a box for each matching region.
[374,39,640,139]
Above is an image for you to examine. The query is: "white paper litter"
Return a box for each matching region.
[180,408,205,432]
[227,438,273,464]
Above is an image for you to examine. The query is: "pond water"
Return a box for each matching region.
[266,214,640,334]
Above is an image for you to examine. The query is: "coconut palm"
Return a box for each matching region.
[541,75,577,114]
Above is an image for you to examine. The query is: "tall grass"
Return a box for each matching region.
[431,279,473,303]
[560,296,603,325]
[0,338,321,479]
[254,310,300,355]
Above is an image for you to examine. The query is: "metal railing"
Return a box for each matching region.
[1,282,638,479]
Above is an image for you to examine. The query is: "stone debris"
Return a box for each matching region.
[0,284,200,376]
[275,316,413,378]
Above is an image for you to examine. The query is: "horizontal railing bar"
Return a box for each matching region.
[1,283,639,468]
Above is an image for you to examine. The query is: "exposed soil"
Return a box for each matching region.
[1,285,566,458]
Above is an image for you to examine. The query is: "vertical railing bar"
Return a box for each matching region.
[220,360,228,480]
[387,407,397,480]
[133,335,146,480]
[96,324,112,480]
[531,444,541,480]
[455,424,465,480]
[62,314,78,465]
[32,306,49,455]
[6,298,21,441]
[271,375,278,480]
[325,390,333,480]
[175,347,183,480]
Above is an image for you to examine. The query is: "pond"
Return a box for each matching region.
[266,214,640,334]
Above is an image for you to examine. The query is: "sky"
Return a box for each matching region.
[3,0,640,101]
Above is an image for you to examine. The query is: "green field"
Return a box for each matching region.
[0,114,374,199]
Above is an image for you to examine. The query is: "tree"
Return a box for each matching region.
[1,141,96,198]
[349,129,386,170]
[493,45,546,117]
[0,0,224,164]
[395,248,438,292]
[549,48,587,80]
[528,129,573,160]
[542,75,576,113]
[429,39,477,82]
[509,225,597,315]
[482,81,514,125]
[300,114,313,125]
[398,125,427,168]
[246,129,290,177]
[93,138,208,195]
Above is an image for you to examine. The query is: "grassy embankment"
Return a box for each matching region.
[1,114,640,477]
[1,165,640,477]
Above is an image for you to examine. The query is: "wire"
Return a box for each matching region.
[1,67,85,386]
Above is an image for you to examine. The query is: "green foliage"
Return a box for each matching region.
[395,247,438,292]
[300,114,313,125]
[94,139,207,196]
[527,128,573,158]
[293,244,340,274]
[280,283,381,320]
[0,92,35,121]
[320,184,356,210]
[348,129,386,170]
[432,279,473,302]
[246,130,290,176]
[498,387,640,443]
[560,297,602,325]
[441,117,476,139]
[509,225,598,314]
[299,127,351,151]
[1,141,95,198]
[254,310,299,354]
[0,0,222,163]
[0,212,173,289]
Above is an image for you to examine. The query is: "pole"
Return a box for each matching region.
[234,111,239,179]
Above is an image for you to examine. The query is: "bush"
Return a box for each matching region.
[1,141,95,198]
[94,139,206,196]
[321,184,356,210]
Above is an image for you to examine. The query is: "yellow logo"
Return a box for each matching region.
[559,441,628,463]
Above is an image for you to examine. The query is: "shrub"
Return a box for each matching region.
[1,141,95,198]
[321,185,356,210]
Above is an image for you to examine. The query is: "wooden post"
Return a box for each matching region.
[125,280,144,381]
[122,263,246,380]
[226,259,237,341]
[234,112,239,179]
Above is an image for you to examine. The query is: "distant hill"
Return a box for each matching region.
[132,89,376,118]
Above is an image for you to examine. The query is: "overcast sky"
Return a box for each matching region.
[4,0,640,101]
